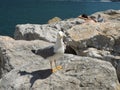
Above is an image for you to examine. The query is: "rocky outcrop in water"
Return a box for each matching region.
[0,9,120,90]
[48,17,62,24]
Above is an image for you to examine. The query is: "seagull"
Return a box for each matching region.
[31,31,65,73]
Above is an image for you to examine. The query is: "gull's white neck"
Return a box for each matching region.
[54,37,64,53]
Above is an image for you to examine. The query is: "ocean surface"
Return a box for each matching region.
[0,0,120,37]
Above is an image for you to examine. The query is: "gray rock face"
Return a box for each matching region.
[0,36,15,78]
[0,36,53,78]
[65,21,120,81]
[0,36,120,90]
[66,22,120,53]
[14,18,84,42]
[104,9,120,15]
[14,24,58,42]
[91,9,120,22]
[69,11,120,49]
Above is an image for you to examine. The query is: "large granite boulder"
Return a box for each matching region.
[14,18,84,42]
[0,54,119,90]
[0,36,53,78]
[0,36,120,90]
[66,22,120,53]
[65,22,120,79]
[14,24,58,42]
[91,9,120,22]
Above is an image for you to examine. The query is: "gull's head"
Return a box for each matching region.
[57,31,64,39]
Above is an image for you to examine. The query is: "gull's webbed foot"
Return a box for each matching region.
[56,65,62,70]
[51,68,57,73]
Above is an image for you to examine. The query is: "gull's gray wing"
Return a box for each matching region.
[31,46,55,59]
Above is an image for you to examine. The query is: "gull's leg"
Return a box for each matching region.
[50,60,57,73]
[54,59,57,68]
[50,60,52,70]
[54,59,62,70]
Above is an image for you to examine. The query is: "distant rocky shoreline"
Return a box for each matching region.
[0,9,120,90]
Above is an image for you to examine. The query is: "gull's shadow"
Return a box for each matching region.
[19,69,52,87]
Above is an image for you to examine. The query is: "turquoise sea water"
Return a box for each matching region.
[0,0,120,37]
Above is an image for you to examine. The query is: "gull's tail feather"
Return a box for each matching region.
[31,50,37,54]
